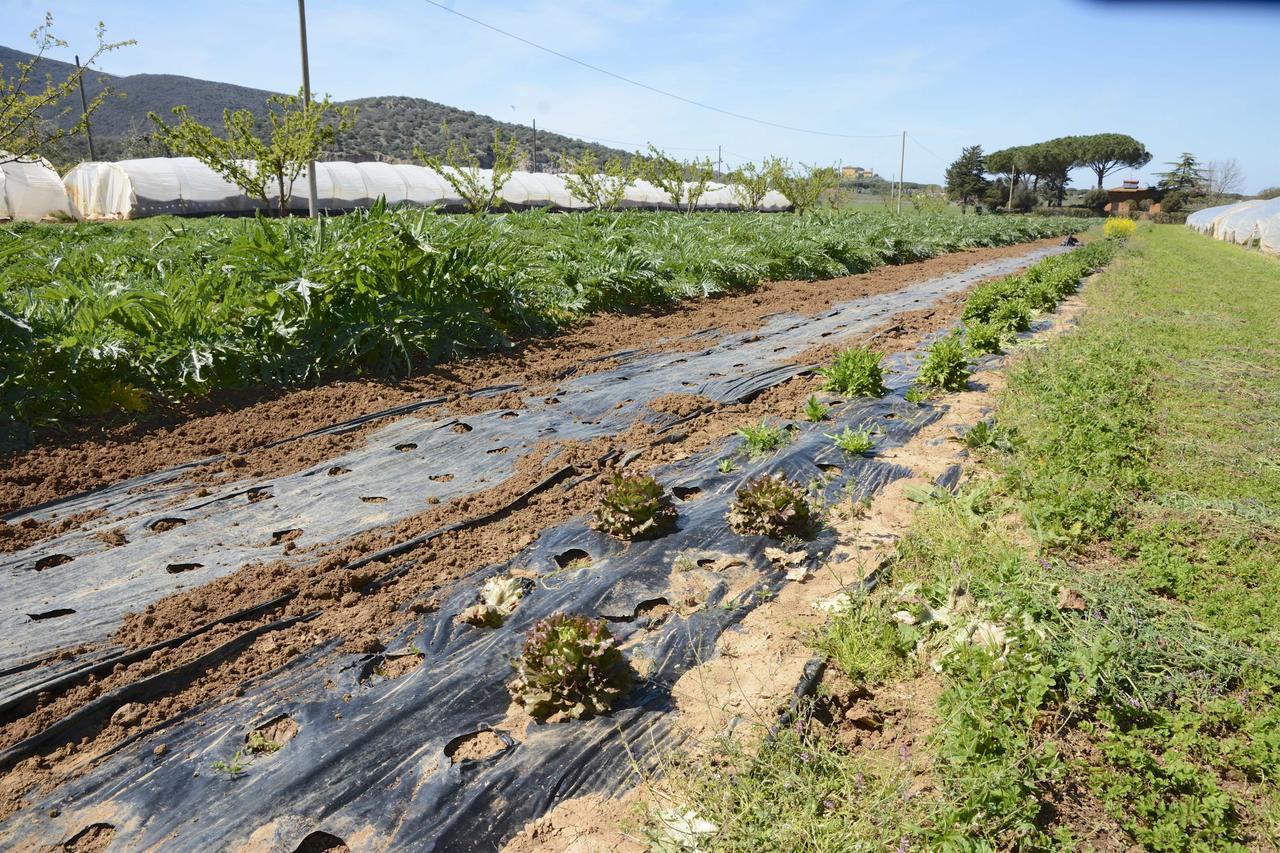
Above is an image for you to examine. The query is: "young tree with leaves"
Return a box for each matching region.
[150,91,354,216]
[728,160,772,211]
[640,145,688,210]
[418,123,524,215]
[945,145,988,212]
[768,159,838,213]
[559,151,634,210]
[1,14,132,163]
[681,156,715,213]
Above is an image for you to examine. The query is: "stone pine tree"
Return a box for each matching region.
[945,145,989,213]
[1077,133,1151,188]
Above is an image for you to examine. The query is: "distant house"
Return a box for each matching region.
[1105,181,1162,215]
[841,165,876,179]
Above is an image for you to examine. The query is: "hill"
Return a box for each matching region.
[0,44,631,169]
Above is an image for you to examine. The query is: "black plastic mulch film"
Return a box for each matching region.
[1,246,1069,851]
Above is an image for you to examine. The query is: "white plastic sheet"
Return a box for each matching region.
[62,157,795,219]
[63,157,258,219]
[1185,198,1280,255]
[0,153,72,221]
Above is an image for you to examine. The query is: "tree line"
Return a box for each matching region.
[945,133,1152,213]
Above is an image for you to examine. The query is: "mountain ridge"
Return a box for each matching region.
[0,44,631,169]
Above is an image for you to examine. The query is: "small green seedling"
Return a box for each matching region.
[716,458,737,474]
[963,420,1000,450]
[737,419,789,458]
[803,395,830,423]
[918,333,971,392]
[965,322,1002,356]
[828,425,875,456]
[211,750,248,779]
[904,385,929,405]
[245,731,282,756]
[990,300,1032,334]
[818,347,888,397]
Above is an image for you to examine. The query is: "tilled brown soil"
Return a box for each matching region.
[0,240,1057,823]
[0,238,1061,521]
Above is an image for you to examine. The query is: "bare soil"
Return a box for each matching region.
[0,238,1061,521]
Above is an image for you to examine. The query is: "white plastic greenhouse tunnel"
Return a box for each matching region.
[61,157,792,219]
[0,153,73,222]
[1185,198,1280,255]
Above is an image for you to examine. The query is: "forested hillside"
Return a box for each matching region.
[0,44,629,169]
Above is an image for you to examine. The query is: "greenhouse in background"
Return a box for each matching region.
[0,154,73,222]
[58,157,791,220]
[1186,198,1280,255]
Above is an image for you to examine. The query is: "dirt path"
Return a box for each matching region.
[0,238,1062,526]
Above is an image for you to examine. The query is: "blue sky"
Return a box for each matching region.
[5,0,1279,190]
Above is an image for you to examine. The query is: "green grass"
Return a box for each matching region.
[669,226,1280,850]
[0,207,1090,447]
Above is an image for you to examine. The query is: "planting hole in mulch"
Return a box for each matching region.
[165,563,203,574]
[149,517,185,532]
[362,651,423,683]
[451,422,472,434]
[292,831,349,853]
[271,528,302,546]
[28,608,75,621]
[553,548,592,570]
[247,488,272,503]
[673,486,702,501]
[61,822,115,852]
[445,729,509,764]
[394,443,417,452]
[33,553,72,571]
[360,496,387,504]
[327,466,350,477]
[248,714,299,753]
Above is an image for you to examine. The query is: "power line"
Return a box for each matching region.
[538,125,718,153]
[907,133,946,163]
[421,0,901,141]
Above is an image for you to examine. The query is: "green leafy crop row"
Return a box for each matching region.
[0,206,1090,446]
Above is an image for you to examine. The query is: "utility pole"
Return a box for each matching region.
[297,0,318,218]
[896,130,906,215]
[532,118,538,172]
[717,145,722,178]
[74,55,95,161]
[1008,167,1017,210]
